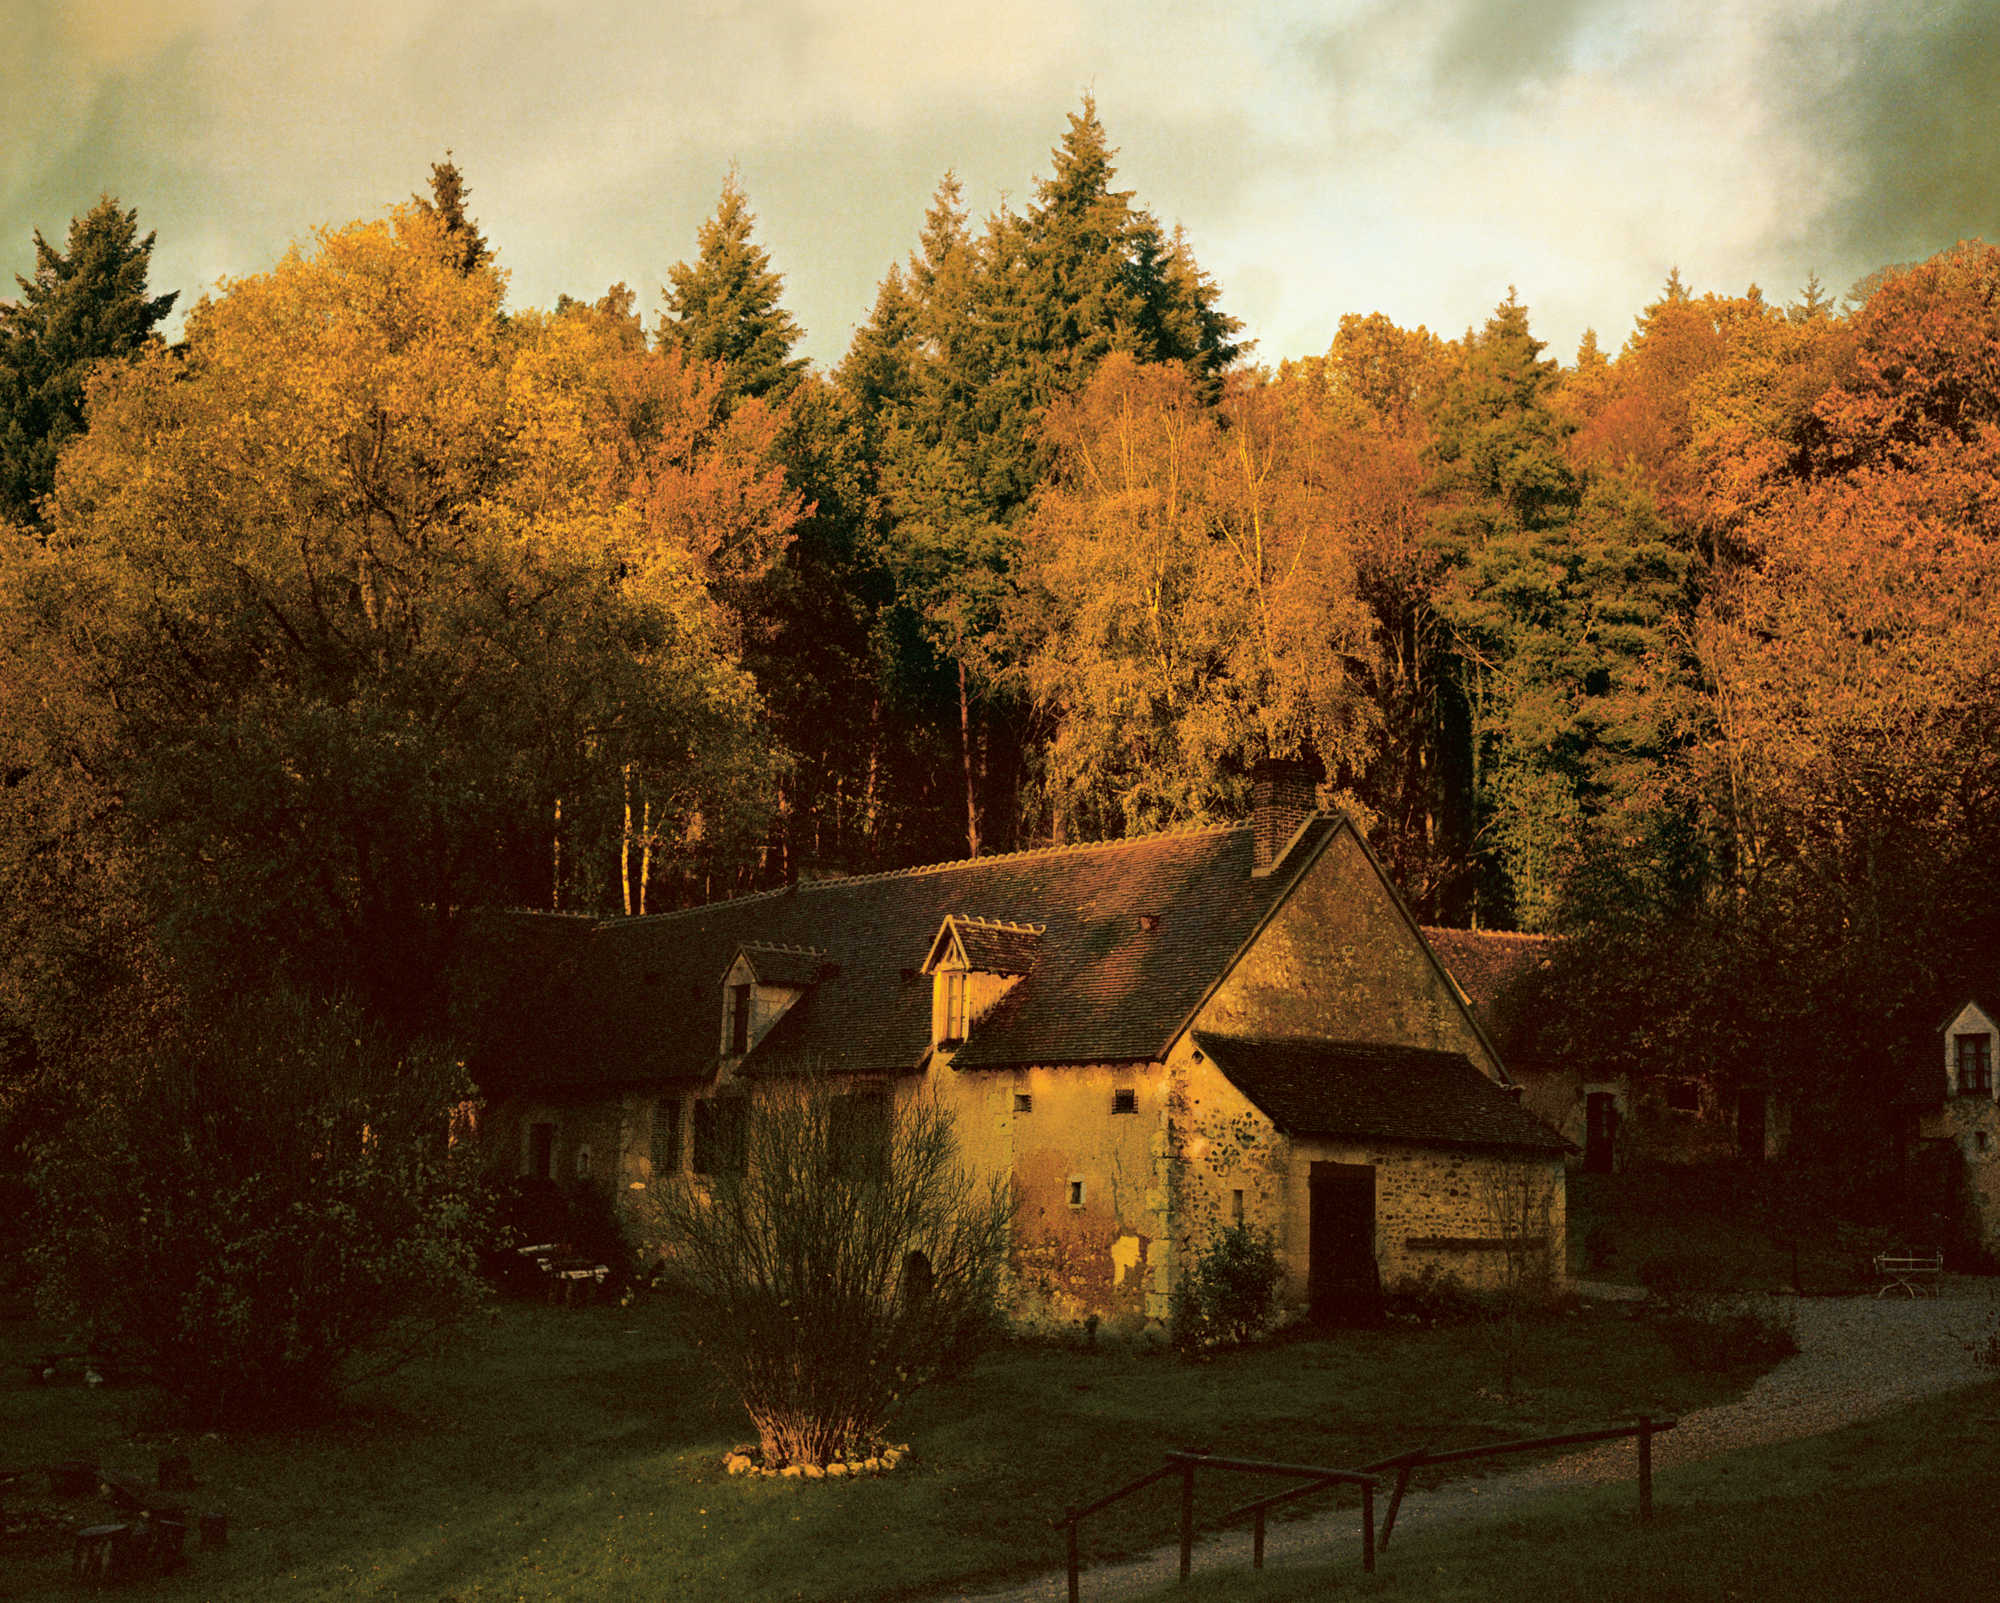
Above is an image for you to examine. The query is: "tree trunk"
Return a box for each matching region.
[959,660,981,859]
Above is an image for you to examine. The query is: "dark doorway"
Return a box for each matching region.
[1584,1093,1619,1174]
[1308,1162,1378,1324]
[1737,1089,1768,1162]
[528,1121,554,1181]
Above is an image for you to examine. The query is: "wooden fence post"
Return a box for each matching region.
[1362,1479,1375,1573]
[1252,1506,1266,1570]
[1638,1416,1653,1524]
[1179,1459,1196,1580]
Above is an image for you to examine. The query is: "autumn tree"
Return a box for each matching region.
[0,207,782,1037]
[0,198,176,529]
[1023,356,1376,837]
[1284,314,1460,910]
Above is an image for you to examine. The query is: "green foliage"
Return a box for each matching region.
[30,989,484,1426]
[411,151,493,276]
[1174,1223,1283,1351]
[659,173,807,409]
[1384,1263,1487,1327]
[0,196,176,528]
[642,1079,1013,1468]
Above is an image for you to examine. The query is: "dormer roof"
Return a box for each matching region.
[731,941,830,988]
[921,915,1046,977]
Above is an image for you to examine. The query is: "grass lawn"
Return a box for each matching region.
[1141,1376,2000,1603]
[0,1295,1758,1603]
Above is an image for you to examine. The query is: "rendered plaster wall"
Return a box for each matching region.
[1921,1096,2000,1254]
[1200,827,1502,1077]
[1165,1041,1564,1306]
[937,1060,1172,1333]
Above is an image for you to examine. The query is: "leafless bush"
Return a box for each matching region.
[642,1077,1013,1468]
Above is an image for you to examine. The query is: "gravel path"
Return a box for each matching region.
[939,1283,2000,1603]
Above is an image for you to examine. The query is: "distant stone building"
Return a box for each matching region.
[1907,999,2000,1257]
[1423,927,1789,1173]
[468,762,1568,1334]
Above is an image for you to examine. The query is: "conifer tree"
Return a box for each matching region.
[659,174,807,408]
[412,152,493,276]
[0,198,176,528]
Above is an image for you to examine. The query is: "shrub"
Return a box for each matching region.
[1176,1224,1283,1351]
[1385,1264,1486,1327]
[641,1077,1012,1469]
[1651,1297,1799,1372]
[32,990,484,1426]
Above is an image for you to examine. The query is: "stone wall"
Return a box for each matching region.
[1198,826,1502,1078]
[1164,1041,1564,1306]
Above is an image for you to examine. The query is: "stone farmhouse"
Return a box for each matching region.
[469,763,1568,1334]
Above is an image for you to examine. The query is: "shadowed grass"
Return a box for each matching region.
[0,1294,1756,1602]
[1140,1378,2000,1603]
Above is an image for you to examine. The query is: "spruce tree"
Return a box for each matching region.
[659,174,806,408]
[412,152,493,276]
[0,198,176,529]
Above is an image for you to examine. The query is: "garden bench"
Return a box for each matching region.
[516,1242,609,1305]
[1872,1248,1943,1298]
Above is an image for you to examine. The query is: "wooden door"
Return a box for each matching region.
[1308,1162,1377,1324]
[1584,1093,1618,1174]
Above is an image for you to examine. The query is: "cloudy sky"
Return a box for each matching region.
[7,0,1997,368]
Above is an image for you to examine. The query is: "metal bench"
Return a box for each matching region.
[1873,1248,1943,1298]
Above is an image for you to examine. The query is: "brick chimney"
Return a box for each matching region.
[1251,757,1319,876]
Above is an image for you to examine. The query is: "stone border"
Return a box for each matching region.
[722,1442,909,1480]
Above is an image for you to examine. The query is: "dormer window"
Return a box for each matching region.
[1956,1034,1992,1096]
[941,970,969,1045]
[921,914,1045,1053]
[719,943,827,1059]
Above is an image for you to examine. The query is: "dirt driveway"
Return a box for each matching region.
[941,1283,1999,1603]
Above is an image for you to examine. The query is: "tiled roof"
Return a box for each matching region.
[1195,1033,1571,1153]
[1420,928,1554,1013]
[464,816,1338,1090]
[737,942,830,987]
[938,916,1045,976]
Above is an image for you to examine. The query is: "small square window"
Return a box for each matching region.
[1112,1088,1137,1115]
[1014,1092,1033,1114]
[1665,1081,1700,1113]
[1068,1178,1086,1209]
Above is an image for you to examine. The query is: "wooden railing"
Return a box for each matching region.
[1053,1416,1677,1597]
[1054,1450,1379,1601]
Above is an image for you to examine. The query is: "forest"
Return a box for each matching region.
[4,100,1998,1164]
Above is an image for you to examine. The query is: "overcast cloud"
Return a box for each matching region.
[6,0,1996,367]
